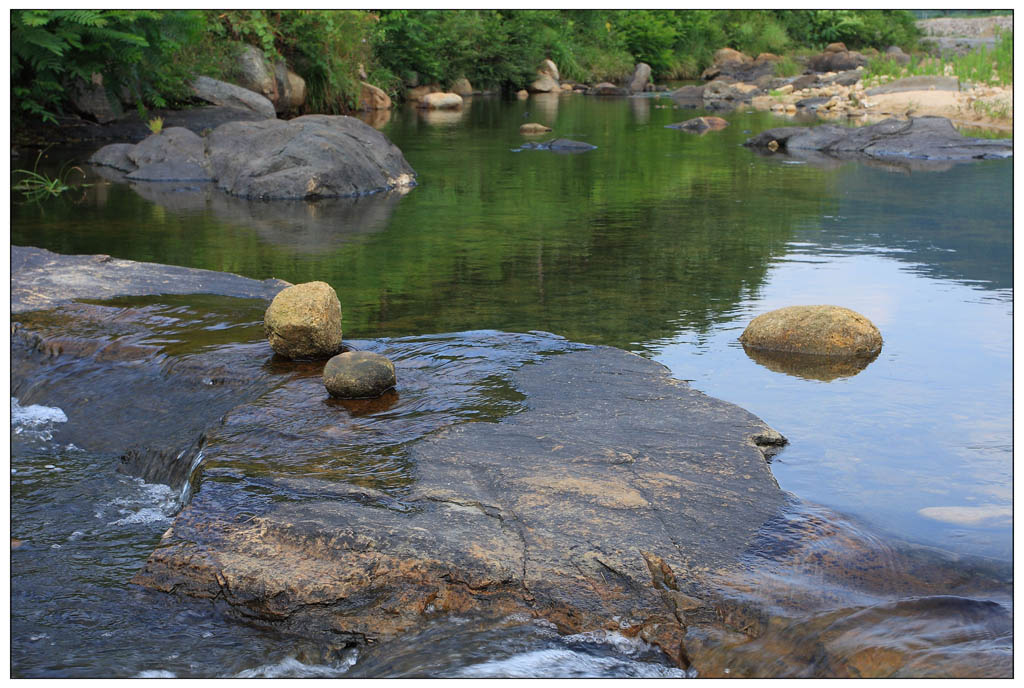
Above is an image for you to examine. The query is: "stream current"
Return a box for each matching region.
[10,94,1013,676]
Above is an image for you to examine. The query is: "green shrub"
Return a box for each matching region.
[773,10,919,51]
[11,9,204,124]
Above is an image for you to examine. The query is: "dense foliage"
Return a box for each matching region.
[11,9,204,123]
[11,9,931,126]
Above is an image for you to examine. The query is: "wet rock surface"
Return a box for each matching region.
[744,117,1013,162]
[134,345,788,668]
[324,351,396,398]
[12,245,288,315]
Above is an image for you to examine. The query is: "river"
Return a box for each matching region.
[10,94,1012,677]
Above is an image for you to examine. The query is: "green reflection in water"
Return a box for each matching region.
[12,98,843,351]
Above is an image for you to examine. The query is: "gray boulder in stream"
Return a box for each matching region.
[744,116,1013,162]
[90,115,418,199]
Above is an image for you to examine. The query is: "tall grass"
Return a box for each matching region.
[865,30,1013,86]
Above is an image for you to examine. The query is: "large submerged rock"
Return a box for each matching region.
[11,247,1011,677]
[744,117,1013,162]
[90,115,417,200]
[133,345,787,667]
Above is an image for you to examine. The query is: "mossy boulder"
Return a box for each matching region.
[263,281,343,359]
[739,305,882,358]
[323,350,396,398]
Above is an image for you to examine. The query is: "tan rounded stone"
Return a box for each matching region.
[418,92,463,110]
[264,281,343,359]
[520,122,552,134]
[739,305,882,357]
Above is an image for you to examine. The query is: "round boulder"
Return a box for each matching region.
[739,305,882,357]
[323,351,397,399]
[264,281,343,359]
[418,92,463,110]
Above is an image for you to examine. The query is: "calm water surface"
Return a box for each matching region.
[10,95,1012,676]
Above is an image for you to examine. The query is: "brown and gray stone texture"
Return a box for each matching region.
[264,281,343,360]
[739,305,882,357]
[323,350,397,398]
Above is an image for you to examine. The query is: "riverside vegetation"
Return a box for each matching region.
[12,9,924,129]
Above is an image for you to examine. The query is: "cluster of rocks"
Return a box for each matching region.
[70,45,308,125]
[508,59,657,100]
[88,115,417,200]
[672,42,915,114]
[264,281,397,399]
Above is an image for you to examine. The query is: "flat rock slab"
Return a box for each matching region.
[744,116,1012,161]
[11,245,289,314]
[134,344,787,667]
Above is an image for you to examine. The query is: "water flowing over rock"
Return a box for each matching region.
[739,305,883,358]
[264,281,344,360]
[134,345,789,670]
[323,351,396,398]
[744,117,1013,162]
[190,75,277,119]
[10,247,1011,678]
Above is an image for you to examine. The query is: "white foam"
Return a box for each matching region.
[136,670,176,678]
[11,397,68,441]
[562,629,654,658]
[454,648,688,678]
[11,397,68,427]
[106,479,179,526]
[234,652,358,678]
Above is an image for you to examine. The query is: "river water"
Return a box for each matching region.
[10,95,1012,676]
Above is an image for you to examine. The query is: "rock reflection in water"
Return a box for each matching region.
[353,108,392,129]
[742,346,879,381]
[749,147,960,174]
[415,105,468,127]
[692,500,1012,677]
[89,165,408,253]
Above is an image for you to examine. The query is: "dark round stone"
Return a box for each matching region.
[323,351,396,399]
